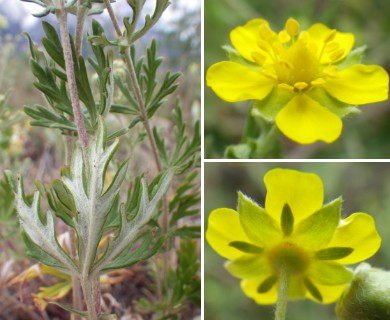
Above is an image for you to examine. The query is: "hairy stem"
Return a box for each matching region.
[275,266,290,320]
[81,276,100,320]
[56,0,88,161]
[58,4,89,314]
[75,0,88,56]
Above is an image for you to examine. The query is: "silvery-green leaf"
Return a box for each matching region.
[13,175,77,274]
[61,118,128,277]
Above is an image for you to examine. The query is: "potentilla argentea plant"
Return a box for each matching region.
[8,0,200,318]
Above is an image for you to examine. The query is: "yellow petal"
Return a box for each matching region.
[237,192,282,247]
[326,213,382,264]
[306,282,347,304]
[324,64,389,105]
[275,93,342,144]
[241,275,278,304]
[306,23,354,64]
[206,208,250,260]
[230,18,270,63]
[225,254,270,279]
[241,275,306,304]
[264,168,324,225]
[206,61,275,102]
[308,261,353,285]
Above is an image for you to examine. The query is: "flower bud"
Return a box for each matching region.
[336,263,390,320]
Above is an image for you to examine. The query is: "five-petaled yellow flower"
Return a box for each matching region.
[207,18,389,144]
[206,168,381,304]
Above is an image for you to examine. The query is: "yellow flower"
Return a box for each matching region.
[206,18,389,144]
[206,168,381,304]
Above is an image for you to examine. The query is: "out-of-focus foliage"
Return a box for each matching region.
[204,162,390,319]
[205,0,390,159]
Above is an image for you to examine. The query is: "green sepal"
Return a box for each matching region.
[229,241,263,254]
[304,277,323,302]
[237,191,280,246]
[257,275,278,293]
[294,197,342,250]
[337,45,367,70]
[222,45,261,71]
[315,247,354,260]
[308,88,360,118]
[252,88,293,121]
[224,143,253,159]
[281,203,294,236]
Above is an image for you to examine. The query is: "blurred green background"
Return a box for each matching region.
[204,162,390,319]
[205,0,390,158]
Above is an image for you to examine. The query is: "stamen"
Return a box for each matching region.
[260,23,275,40]
[323,66,338,78]
[251,51,268,64]
[263,69,277,79]
[279,60,293,70]
[285,18,300,36]
[272,42,285,55]
[329,48,345,61]
[278,83,295,92]
[278,30,291,43]
[311,78,326,87]
[257,40,269,52]
[294,82,308,90]
[325,41,340,53]
[324,29,337,43]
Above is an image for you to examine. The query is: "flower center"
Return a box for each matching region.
[252,18,344,93]
[267,242,310,275]
[276,39,320,87]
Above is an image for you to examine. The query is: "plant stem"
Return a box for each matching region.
[58,4,89,315]
[275,266,290,320]
[75,0,88,57]
[81,276,100,320]
[253,117,281,159]
[103,0,170,312]
[104,0,163,171]
[56,0,88,162]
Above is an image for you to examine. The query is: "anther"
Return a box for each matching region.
[324,29,337,43]
[278,83,295,92]
[323,66,339,78]
[311,78,326,87]
[325,41,340,53]
[294,82,308,90]
[263,70,277,80]
[278,30,291,43]
[329,48,345,61]
[257,40,269,52]
[272,42,285,55]
[285,18,300,36]
[279,60,293,70]
[251,51,267,64]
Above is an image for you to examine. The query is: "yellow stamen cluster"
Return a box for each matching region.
[252,18,345,94]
